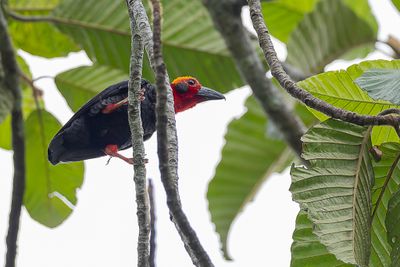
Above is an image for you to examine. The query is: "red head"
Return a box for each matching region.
[170,76,225,113]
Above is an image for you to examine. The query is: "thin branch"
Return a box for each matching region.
[202,0,306,158]
[248,0,400,128]
[0,7,25,267]
[149,0,214,266]
[125,1,150,266]
[148,179,156,267]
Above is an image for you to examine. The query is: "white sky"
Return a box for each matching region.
[1,0,400,266]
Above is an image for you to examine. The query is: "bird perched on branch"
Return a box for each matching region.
[48,76,225,165]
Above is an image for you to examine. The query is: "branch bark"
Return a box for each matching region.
[0,7,26,267]
[202,0,306,158]
[248,0,400,128]
[128,0,214,265]
[125,1,150,266]
[148,179,156,267]
[150,0,214,265]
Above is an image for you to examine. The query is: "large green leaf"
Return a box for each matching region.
[286,0,377,75]
[24,110,84,227]
[207,96,315,259]
[291,210,353,267]
[8,0,79,58]
[208,97,289,259]
[386,190,400,267]
[51,0,242,92]
[391,0,400,11]
[370,143,400,266]
[290,119,374,265]
[55,65,128,112]
[261,0,318,43]
[298,59,400,145]
[355,69,400,105]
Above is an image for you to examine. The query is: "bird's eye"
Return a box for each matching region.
[188,79,195,86]
[175,83,189,94]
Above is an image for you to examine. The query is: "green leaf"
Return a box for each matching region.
[298,59,400,145]
[392,0,400,11]
[290,119,374,265]
[24,110,84,227]
[261,0,318,43]
[286,0,377,74]
[355,69,400,105]
[55,65,128,112]
[386,189,400,267]
[208,97,290,259]
[208,96,314,259]
[370,143,400,266]
[52,0,243,92]
[0,56,36,150]
[8,0,79,58]
[291,210,353,267]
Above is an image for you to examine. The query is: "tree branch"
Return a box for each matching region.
[0,7,25,267]
[125,1,150,266]
[149,0,214,265]
[127,0,214,265]
[248,0,400,128]
[202,0,306,158]
[148,179,156,267]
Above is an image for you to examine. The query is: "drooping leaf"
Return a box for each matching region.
[51,0,243,92]
[291,210,353,267]
[8,0,79,58]
[370,143,400,266]
[208,96,315,259]
[261,0,318,43]
[386,189,400,267]
[290,119,374,265]
[286,0,377,75]
[298,59,400,145]
[55,65,128,112]
[355,69,400,105]
[391,0,400,12]
[24,110,84,227]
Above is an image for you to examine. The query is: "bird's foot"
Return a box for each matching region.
[139,88,145,101]
[102,98,128,114]
[104,144,134,165]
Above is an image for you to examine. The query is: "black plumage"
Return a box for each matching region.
[48,79,156,165]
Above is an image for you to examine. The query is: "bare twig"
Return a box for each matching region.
[0,7,25,267]
[148,179,156,267]
[149,0,214,266]
[202,0,306,158]
[248,0,400,128]
[125,1,150,266]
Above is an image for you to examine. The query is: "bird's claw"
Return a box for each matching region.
[139,88,145,101]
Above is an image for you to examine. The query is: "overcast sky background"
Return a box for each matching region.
[1,1,400,266]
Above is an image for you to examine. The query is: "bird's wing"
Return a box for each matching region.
[57,80,129,134]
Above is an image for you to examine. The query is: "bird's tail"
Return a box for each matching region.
[48,134,64,165]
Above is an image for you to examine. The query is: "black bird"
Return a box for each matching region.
[48,76,225,165]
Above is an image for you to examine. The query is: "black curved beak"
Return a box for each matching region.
[195,86,225,102]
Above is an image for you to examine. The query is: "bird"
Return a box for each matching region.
[48,76,225,165]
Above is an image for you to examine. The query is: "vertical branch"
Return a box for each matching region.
[202,0,306,157]
[148,179,156,267]
[0,7,25,267]
[150,0,214,266]
[126,1,150,266]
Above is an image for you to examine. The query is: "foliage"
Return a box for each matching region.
[2,0,400,265]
